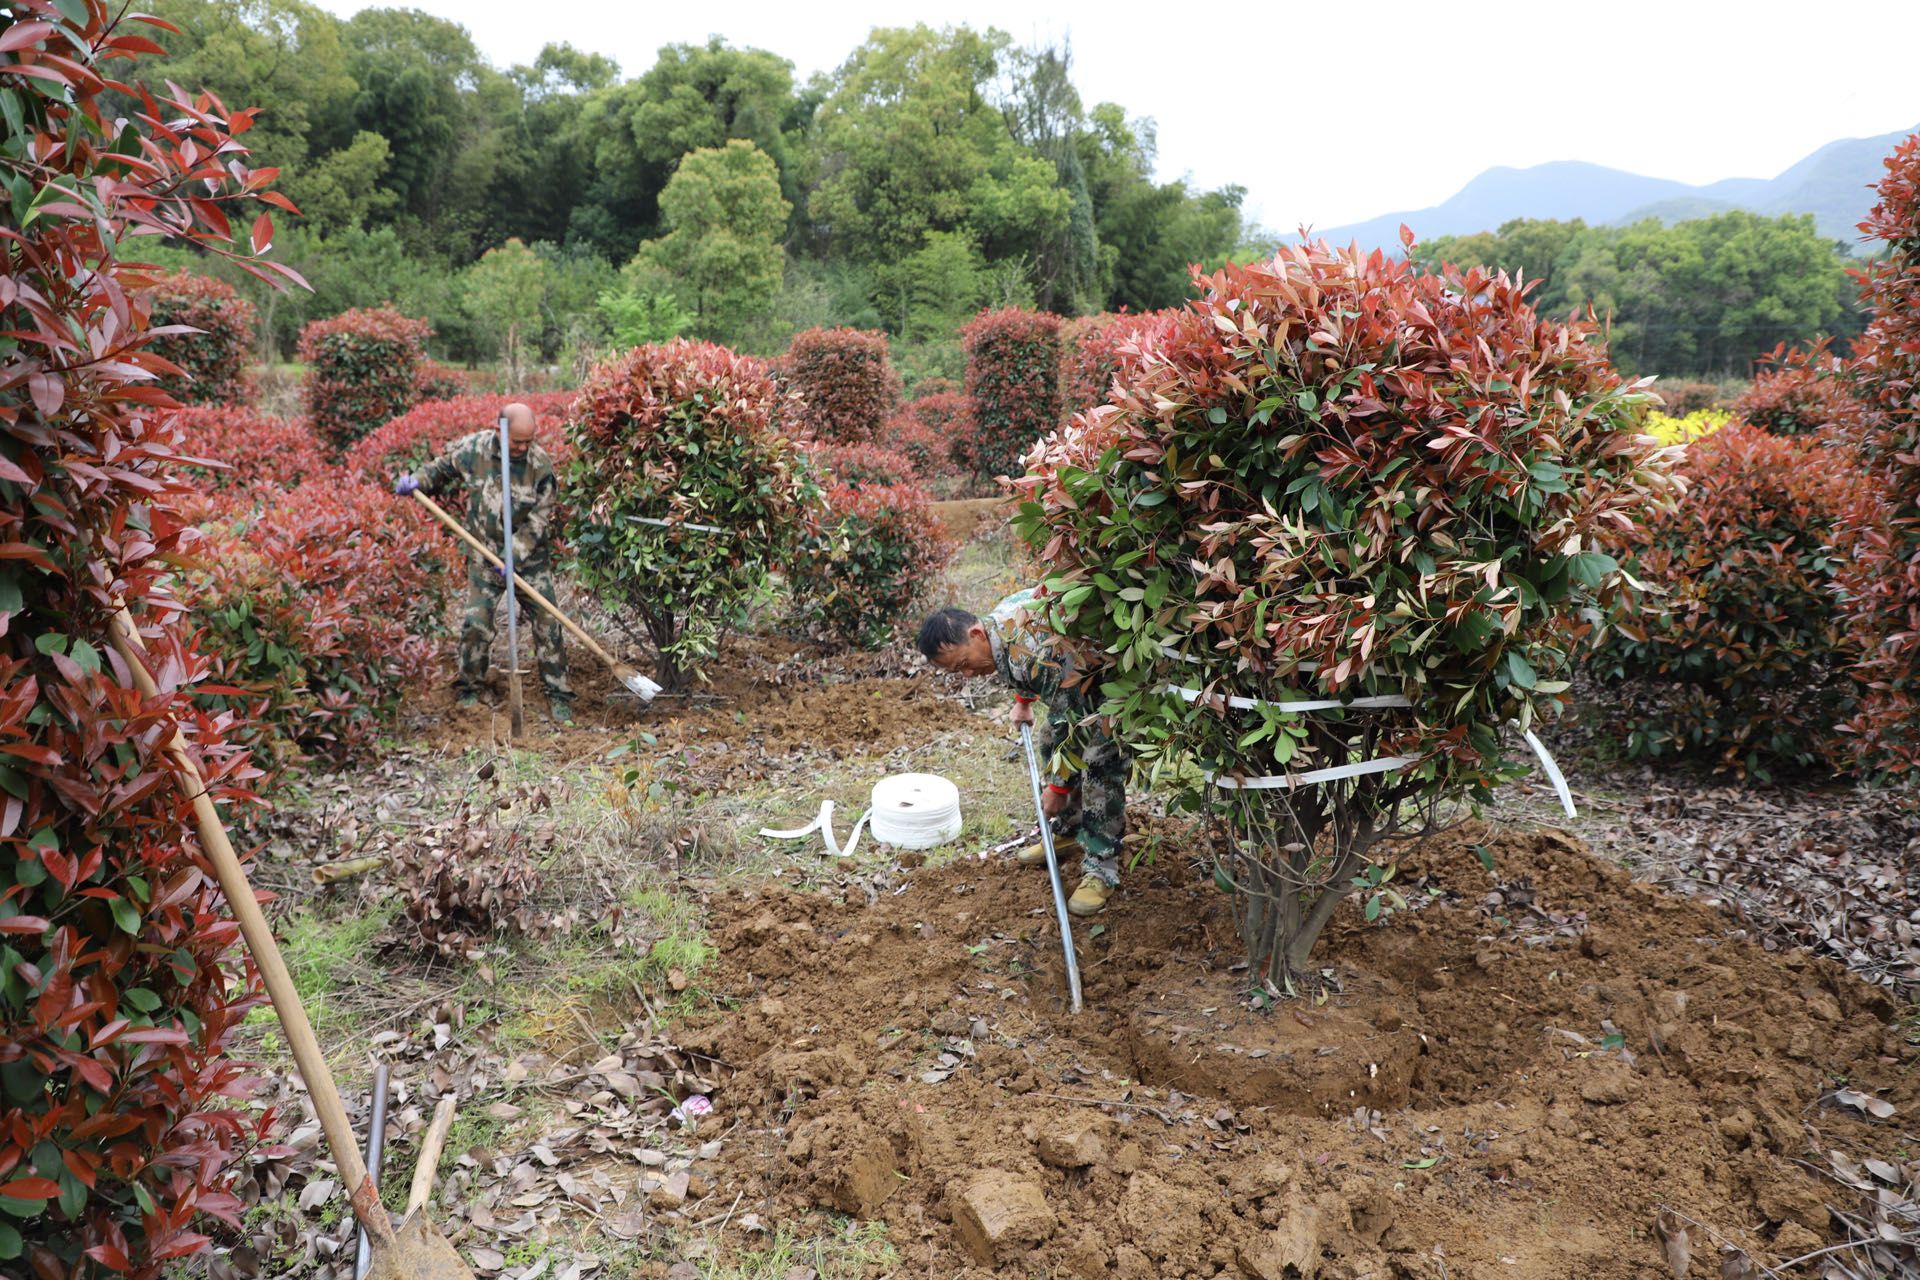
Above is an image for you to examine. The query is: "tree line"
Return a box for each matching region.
[1412,214,1865,378]
[139,3,1254,383]
[140,2,1867,385]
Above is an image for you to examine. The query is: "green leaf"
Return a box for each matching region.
[110,897,140,935]
[67,639,101,674]
[32,633,64,657]
[1505,650,1537,690]
[0,1222,21,1259]
[1213,864,1235,894]
[1295,390,1318,412]
[0,574,19,615]
[1363,895,1382,922]
[1473,844,1495,873]
[1567,552,1618,588]
[123,987,163,1013]
[1402,1156,1442,1170]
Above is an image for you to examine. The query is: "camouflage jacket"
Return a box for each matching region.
[417,430,559,566]
[986,588,1078,704]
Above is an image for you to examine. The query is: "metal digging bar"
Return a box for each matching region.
[498,413,524,738]
[1019,722,1084,1014]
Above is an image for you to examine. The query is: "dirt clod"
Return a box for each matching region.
[1036,1116,1110,1169]
[951,1174,1057,1264]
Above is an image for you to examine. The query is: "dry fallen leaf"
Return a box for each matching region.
[1654,1208,1691,1279]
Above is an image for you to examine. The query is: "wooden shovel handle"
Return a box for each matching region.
[105,608,396,1246]
[410,490,622,670]
[406,1094,459,1217]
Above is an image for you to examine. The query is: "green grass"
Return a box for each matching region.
[246,899,400,1054]
[686,1217,897,1279]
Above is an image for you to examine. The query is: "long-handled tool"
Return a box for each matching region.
[355,1063,392,1280]
[497,416,524,739]
[411,491,662,702]
[105,607,475,1280]
[1019,723,1083,1014]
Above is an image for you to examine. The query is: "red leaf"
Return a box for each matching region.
[0,1178,59,1199]
[0,916,49,934]
[27,372,61,417]
[0,21,53,52]
[249,210,272,253]
[84,1242,131,1272]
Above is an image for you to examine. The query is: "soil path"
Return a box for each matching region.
[684,824,1910,1279]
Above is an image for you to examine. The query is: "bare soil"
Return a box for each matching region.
[680,822,1912,1279]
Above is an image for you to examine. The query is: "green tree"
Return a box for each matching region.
[638,141,791,344]
[560,39,799,258]
[1077,104,1244,310]
[808,25,1010,265]
[281,129,396,235]
[139,0,357,171]
[463,238,552,387]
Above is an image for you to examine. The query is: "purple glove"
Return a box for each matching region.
[394,474,420,497]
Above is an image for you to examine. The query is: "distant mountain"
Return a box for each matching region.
[1309,126,1915,250]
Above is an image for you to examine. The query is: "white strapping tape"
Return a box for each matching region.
[1163,683,1413,714]
[760,774,963,858]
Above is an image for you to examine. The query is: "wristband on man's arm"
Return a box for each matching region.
[1045,782,1074,796]
[1013,693,1035,705]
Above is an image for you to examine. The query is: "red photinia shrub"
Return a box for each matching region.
[1833,133,1920,771]
[566,340,820,688]
[415,360,473,401]
[1012,242,1676,987]
[1058,310,1175,420]
[1733,343,1861,437]
[145,271,256,406]
[0,6,305,1272]
[1653,378,1729,416]
[343,392,576,481]
[176,407,329,493]
[878,412,950,483]
[811,442,918,489]
[782,327,901,445]
[1593,423,1864,778]
[791,481,955,648]
[296,307,430,454]
[187,476,454,769]
[960,308,1063,483]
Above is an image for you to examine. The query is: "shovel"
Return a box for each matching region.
[411,491,663,702]
[1019,722,1083,1014]
[105,607,475,1280]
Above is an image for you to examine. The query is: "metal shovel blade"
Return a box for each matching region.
[621,670,663,701]
[361,1213,473,1280]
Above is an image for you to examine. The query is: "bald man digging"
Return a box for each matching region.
[394,403,574,722]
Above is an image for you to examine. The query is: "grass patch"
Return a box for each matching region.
[688,1217,897,1279]
[246,899,401,1057]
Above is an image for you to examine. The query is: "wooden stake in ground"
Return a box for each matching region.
[498,414,524,739]
[105,608,475,1280]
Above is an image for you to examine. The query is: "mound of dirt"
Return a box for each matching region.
[684,823,1912,1279]
[932,497,1011,543]
[406,633,976,778]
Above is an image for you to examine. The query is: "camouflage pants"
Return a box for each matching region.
[457,558,572,703]
[1045,698,1127,887]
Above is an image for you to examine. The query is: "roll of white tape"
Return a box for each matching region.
[868,773,963,849]
[759,773,963,858]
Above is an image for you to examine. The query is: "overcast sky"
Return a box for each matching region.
[316,0,1919,232]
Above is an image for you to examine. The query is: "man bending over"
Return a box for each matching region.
[918,589,1126,915]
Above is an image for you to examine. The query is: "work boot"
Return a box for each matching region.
[1015,833,1079,866]
[1067,873,1115,916]
[550,701,573,725]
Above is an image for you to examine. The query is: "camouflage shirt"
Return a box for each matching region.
[416,430,559,566]
[986,588,1079,702]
